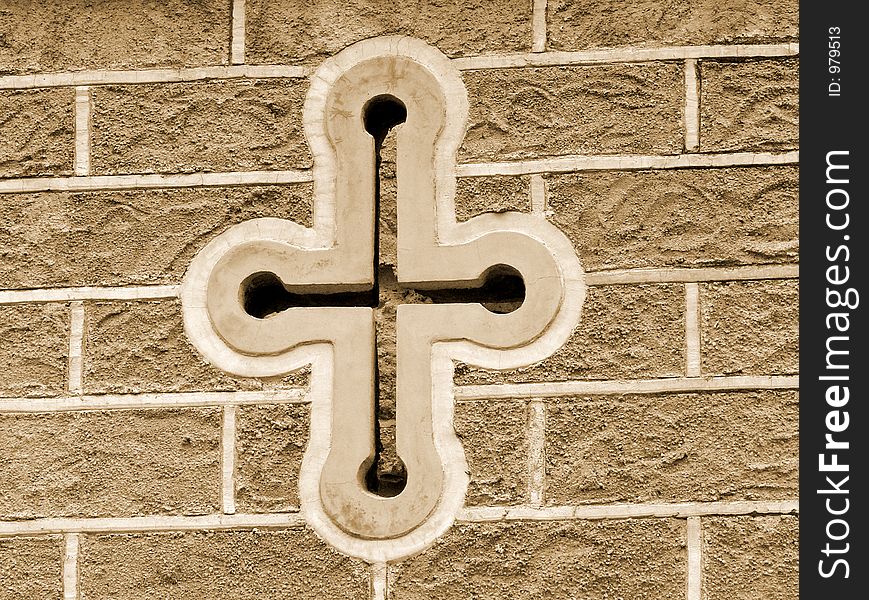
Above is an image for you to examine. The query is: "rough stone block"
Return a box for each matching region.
[0,184,312,289]
[235,404,310,513]
[455,176,530,221]
[545,391,798,505]
[245,0,532,65]
[703,516,798,600]
[547,166,799,270]
[547,0,798,51]
[390,519,686,599]
[0,88,73,178]
[79,529,370,599]
[700,59,799,152]
[460,64,684,162]
[701,280,798,375]
[0,303,68,398]
[0,0,230,74]
[83,300,308,394]
[455,284,684,384]
[0,536,63,600]
[91,80,311,175]
[0,409,220,519]
[454,401,528,506]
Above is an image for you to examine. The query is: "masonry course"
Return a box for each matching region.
[702,515,798,600]
[0,88,74,178]
[699,58,798,152]
[0,408,221,519]
[0,185,312,289]
[454,400,529,506]
[455,283,685,384]
[546,166,799,271]
[78,529,371,599]
[700,280,799,375]
[84,300,309,394]
[0,303,68,398]
[245,0,532,65]
[91,80,311,175]
[0,535,63,599]
[390,519,687,599]
[460,63,684,161]
[547,0,798,51]
[235,403,310,513]
[0,0,230,75]
[545,390,798,505]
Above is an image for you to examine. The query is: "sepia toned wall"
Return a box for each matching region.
[1,1,798,598]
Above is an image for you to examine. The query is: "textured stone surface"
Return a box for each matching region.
[548,0,799,51]
[547,166,799,270]
[0,185,312,289]
[390,519,686,599]
[701,280,798,375]
[0,409,219,519]
[79,529,370,599]
[0,536,63,599]
[236,404,310,513]
[545,391,798,505]
[0,0,229,75]
[245,0,531,65]
[455,284,684,384]
[0,303,68,398]
[0,88,73,178]
[703,516,798,600]
[454,176,530,221]
[460,64,683,161]
[84,300,309,394]
[700,59,799,152]
[454,401,528,506]
[91,80,311,175]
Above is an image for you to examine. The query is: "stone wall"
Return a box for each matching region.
[1,1,798,598]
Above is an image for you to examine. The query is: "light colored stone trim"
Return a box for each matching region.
[531,0,547,53]
[457,151,799,177]
[0,502,794,537]
[0,285,179,304]
[585,264,799,285]
[0,65,308,90]
[63,533,79,600]
[687,517,702,600]
[231,0,246,65]
[0,44,797,90]
[453,43,799,70]
[528,400,546,507]
[0,389,307,413]
[0,513,307,537]
[455,375,798,401]
[0,265,796,306]
[684,59,699,151]
[74,87,90,176]
[0,170,313,194]
[458,500,798,522]
[221,405,237,515]
[182,36,585,561]
[684,283,701,377]
[0,151,797,195]
[529,173,546,216]
[67,302,85,394]
[371,563,388,600]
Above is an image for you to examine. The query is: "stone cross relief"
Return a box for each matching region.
[181,37,585,562]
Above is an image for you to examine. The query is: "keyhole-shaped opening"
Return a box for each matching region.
[365,94,409,498]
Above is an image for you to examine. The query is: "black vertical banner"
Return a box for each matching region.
[800,1,866,597]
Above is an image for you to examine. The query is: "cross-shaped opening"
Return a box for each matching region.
[241,95,525,497]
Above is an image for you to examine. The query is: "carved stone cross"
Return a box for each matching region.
[181,37,585,561]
